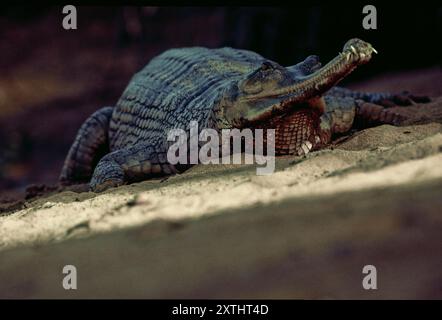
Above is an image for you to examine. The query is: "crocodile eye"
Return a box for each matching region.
[240,61,284,94]
[260,61,273,71]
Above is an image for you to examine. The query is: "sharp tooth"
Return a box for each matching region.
[297,147,305,156]
[301,142,310,155]
[372,47,378,54]
[351,45,357,54]
[315,135,321,144]
[346,52,351,62]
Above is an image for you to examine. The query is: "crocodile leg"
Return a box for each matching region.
[324,87,432,130]
[319,94,412,143]
[318,96,358,146]
[90,141,177,192]
[60,107,114,185]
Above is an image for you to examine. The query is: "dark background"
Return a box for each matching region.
[2,5,440,75]
[0,5,441,195]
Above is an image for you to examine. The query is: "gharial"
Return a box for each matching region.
[59,38,430,192]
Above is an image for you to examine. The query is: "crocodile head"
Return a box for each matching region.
[217,38,377,155]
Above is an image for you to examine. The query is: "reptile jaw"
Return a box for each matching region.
[241,40,378,154]
[234,38,377,125]
[220,38,377,139]
[346,46,378,62]
[339,39,378,65]
[242,38,377,105]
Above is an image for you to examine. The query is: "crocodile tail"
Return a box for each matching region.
[59,106,113,185]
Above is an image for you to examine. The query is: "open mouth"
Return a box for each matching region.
[240,38,378,154]
[243,39,377,102]
[241,38,377,124]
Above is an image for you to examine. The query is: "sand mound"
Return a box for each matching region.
[1,95,441,298]
[1,121,441,250]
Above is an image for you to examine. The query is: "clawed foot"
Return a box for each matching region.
[90,178,124,193]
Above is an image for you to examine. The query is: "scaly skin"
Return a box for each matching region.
[60,38,429,192]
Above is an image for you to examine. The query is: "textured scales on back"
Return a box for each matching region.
[60,39,429,192]
[110,47,264,150]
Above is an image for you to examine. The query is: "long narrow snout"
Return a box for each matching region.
[242,38,377,104]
